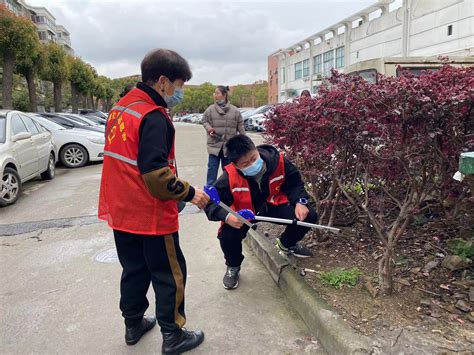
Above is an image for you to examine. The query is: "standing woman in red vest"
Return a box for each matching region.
[204,135,318,289]
[202,85,245,185]
[98,49,209,354]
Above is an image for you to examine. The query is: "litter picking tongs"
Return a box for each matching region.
[204,185,340,234]
[238,209,340,234]
[204,185,257,229]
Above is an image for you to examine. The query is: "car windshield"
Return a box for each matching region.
[253,105,270,115]
[30,115,66,130]
[62,115,91,125]
[0,116,5,143]
[67,115,98,126]
[44,115,74,128]
[84,115,106,125]
[242,109,257,118]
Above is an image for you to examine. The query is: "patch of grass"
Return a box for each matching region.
[447,239,474,260]
[319,268,362,289]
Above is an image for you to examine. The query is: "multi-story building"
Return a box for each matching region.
[1,0,74,55]
[56,25,74,55]
[269,0,474,102]
[1,0,28,17]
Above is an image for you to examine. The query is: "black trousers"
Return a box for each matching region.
[218,203,318,267]
[113,230,186,332]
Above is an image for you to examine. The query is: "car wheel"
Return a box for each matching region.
[0,167,21,207]
[41,153,56,180]
[60,144,89,168]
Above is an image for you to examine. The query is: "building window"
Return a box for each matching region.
[447,25,453,36]
[313,54,322,74]
[335,47,345,68]
[295,62,303,80]
[38,31,47,40]
[303,59,310,77]
[312,85,320,94]
[323,50,334,77]
[281,67,285,83]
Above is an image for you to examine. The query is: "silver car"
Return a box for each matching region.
[0,110,57,207]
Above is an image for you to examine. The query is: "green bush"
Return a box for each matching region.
[13,90,29,112]
[447,239,474,260]
[319,268,362,289]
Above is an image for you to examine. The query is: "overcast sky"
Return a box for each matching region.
[28,0,376,85]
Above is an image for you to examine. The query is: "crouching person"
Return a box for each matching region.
[204,135,318,289]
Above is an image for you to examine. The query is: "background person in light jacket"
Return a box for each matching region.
[202,85,245,185]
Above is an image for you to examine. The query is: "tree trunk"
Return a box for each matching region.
[71,83,79,114]
[328,191,341,227]
[95,97,101,111]
[2,50,15,109]
[53,81,62,112]
[378,245,394,296]
[105,98,112,112]
[90,94,96,110]
[25,68,38,112]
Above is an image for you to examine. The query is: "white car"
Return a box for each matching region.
[29,114,105,168]
[0,110,57,207]
[247,105,273,131]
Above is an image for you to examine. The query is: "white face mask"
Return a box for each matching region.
[241,157,264,176]
[164,87,184,108]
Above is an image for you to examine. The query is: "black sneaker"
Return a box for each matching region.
[288,243,313,258]
[125,315,156,345]
[223,266,240,289]
[162,328,205,354]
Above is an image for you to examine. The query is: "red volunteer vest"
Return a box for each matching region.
[98,88,178,235]
[224,153,290,216]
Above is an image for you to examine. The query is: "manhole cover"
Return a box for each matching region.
[95,248,118,263]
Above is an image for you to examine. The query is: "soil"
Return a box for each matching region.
[257,218,474,349]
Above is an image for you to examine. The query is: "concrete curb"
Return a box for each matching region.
[245,229,374,355]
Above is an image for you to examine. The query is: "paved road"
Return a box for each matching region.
[0,124,324,354]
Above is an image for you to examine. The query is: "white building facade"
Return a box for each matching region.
[271,0,474,102]
[1,0,74,55]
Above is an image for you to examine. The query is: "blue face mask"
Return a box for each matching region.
[164,87,184,108]
[241,157,264,176]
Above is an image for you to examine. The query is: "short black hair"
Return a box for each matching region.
[141,49,192,85]
[225,135,256,163]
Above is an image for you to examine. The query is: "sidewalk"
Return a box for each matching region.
[0,124,324,354]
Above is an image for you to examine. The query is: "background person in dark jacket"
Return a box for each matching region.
[204,135,317,289]
[202,85,245,185]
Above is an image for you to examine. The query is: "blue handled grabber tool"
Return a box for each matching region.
[204,185,257,230]
[238,209,340,234]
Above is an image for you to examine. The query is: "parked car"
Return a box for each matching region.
[242,108,258,130]
[29,114,105,169]
[38,113,105,133]
[246,105,272,130]
[180,114,194,123]
[0,110,57,207]
[62,114,105,128]
[190,113,203,124]
[83,114,107,126]
[79,109,108,120]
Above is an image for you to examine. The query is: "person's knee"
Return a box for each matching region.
[219,226,246,242]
